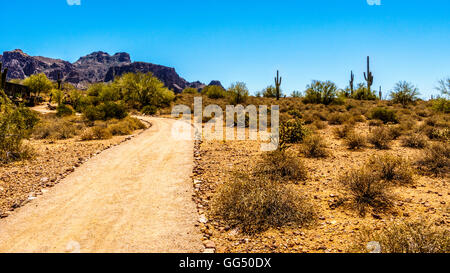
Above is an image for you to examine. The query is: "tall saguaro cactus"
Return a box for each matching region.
[379,86,382,100]
[349,70,355,96]
[0,63,8,90]
[364,56,374,93]
[274,70,282,100]
[57,72,63,90]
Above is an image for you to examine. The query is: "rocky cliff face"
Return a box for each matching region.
[0,49,210,93]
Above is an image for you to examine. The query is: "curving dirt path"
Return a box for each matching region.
[0,117,203,253]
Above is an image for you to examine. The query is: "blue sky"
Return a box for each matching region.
[1,0,449,98]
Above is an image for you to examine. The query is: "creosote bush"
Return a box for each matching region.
[213,173,315,234]
[334,124,354,139]
[416,142,450,176]
[301,135,329,158]
[368,155,413,185]
[279,119,309,149]
[351,221,450,253]
[401,134,428,149]
[345,132,366,150]
[254,150,308,183]
[370,108,398,124]
[340,168,393,215]
[369,126,393,149]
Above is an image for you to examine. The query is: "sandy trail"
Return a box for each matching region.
[0,117,203,253]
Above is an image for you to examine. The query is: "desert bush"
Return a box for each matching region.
[202,85,227,99]
[213,173,315,234]
[334,124,354,139]
[352,83,377,101]
[313,120,327,130]
[0,95,38,163]
[401,134,428,149]
[56,104,74,117]
[33,118,79,140]
[182,87,198,94]
[351,221,450,253]
[80,126,112,141]
[328,113,347,125]
[301,135,329,158]
[108,117,145,136]
[254,150,308,183]
[23,73,53,97]
[370,108,398,124]
[340,168,393,215]
[141,105,158,115]
[416,143,450,176]
[388,125,404,140]
[83,102,128,121]
[368,155,413,185]
[262,85,278,98]
[369,126,393,149]
[432,98,450,113]
[287,109,303,119]
[345,132,367,150]
[279,119,309,149]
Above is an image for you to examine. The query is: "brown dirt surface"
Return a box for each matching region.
[0,117,203,253]
[192,123,450,253]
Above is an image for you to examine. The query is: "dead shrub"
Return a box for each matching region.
[254,150,308,183]
[213,173,315,234]
[351,221,450,253]
[416,143,450,176]
[369,126,393,149]
[401,134,428,149]
[301,135,329,158]
[333,124,354,139]
[328,113,347,125]
[33,118,80,140]
[80,126,112,141]
[340,168,393,215]
[368,155,413,185]
[345,132,366,150]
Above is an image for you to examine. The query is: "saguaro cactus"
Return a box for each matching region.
[275,70,282,100]
[364,56,374,93]
[57,72,63,90]
[0,63,8,90]
[379,86,382,100]
[350,70,355,96]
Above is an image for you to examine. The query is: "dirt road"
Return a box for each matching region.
[0,117,203,253]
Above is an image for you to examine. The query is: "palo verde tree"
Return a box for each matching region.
[23,73,53,98]
[228,82,249,105]
[390,81,420,107]
[303,80,338,105]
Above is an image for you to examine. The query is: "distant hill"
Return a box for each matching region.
[0,49,223,93]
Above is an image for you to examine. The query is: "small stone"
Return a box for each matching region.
[203,240,216,249]
[203,248,215,253]
[198,215,208,224]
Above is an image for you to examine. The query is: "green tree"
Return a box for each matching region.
[202,85,226,99]
[23,73,53,97]
[303,80,338,105]
[390,81,420,107]
[228,82,249,105]
[114,72,175,109]
[352,83,377,100]
[262,85,277,98]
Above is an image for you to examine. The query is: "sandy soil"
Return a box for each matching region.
[0,117,203,253]
[192,124,449,253]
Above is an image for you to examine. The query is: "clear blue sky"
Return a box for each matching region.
[1,0,449,98]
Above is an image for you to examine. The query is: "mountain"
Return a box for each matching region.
[0,49,213,93]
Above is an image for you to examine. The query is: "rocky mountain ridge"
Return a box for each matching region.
[0,49,222,93]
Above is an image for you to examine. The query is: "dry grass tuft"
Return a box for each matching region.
[254,150,308,183]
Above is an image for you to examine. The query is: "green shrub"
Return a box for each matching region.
[432,98,450,113]
[202,85,226,99]
[56,104,74,117]
[83,102,128,121]
[0,95,38,163]
[182,87,198,94]
[141,105,158,115]
[279,119,309,148]
[213,173,315,234]
[370,108,398,124]
[228,82,249,105]
[390,81,420,107]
